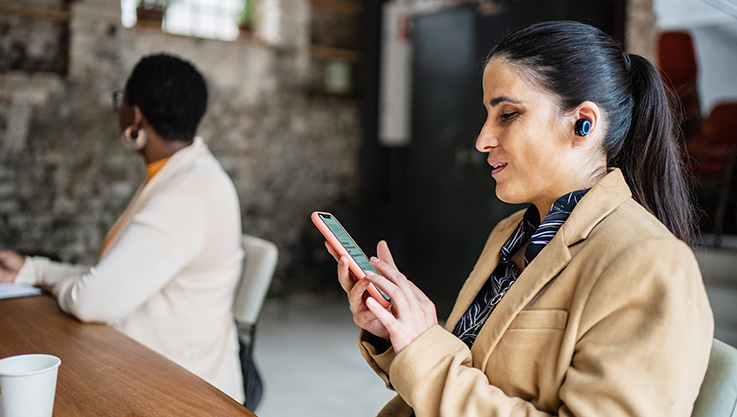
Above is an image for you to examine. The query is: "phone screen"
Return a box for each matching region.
[319,213,379,274]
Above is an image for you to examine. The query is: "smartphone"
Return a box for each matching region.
[311,211,391,307]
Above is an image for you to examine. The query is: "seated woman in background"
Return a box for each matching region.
[0,53,245,402]
[328,21,713,416]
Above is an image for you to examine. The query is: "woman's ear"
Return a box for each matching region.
[133,105,145,127]
[571,101,602,147]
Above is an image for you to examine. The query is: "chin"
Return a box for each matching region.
[494,184,526,205]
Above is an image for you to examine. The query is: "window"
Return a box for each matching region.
[121,0,249,41]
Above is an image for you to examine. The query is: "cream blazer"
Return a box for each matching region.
[360,169,714,417]
[16,138,245,402]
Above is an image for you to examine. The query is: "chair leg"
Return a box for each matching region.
[239,323,263,410]
[244,324,256,393]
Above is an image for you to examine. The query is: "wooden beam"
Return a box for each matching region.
[311,0,363,16]
[0,3,70,22]
[310,44,362,63]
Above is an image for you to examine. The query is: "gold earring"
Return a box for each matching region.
[121,125,147,151]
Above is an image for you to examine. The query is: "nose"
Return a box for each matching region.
[475,118,498,153]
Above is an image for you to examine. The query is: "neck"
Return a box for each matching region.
[533,201,552,224]
[532,167,606,223]
[142,135,193,164]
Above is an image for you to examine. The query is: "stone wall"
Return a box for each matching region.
[0,0,68,73]
[0,0,362,294]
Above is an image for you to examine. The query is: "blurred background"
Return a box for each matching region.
[1,0,736,415]
[3,0,735,315]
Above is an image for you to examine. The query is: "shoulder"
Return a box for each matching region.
[567,195,702,291]
[580,193,693,255]
[574,199,701,300]
[161,144,237,198]
[589,198,677,249]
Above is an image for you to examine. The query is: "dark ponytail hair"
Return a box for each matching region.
[489,21,694,244]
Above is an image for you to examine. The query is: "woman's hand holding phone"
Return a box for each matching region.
[326,241,391,340]
[327,239,439,353]
[361,241,438,354]
[314,212,438,352]
[312,211,391,307]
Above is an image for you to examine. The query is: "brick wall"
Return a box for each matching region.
[0,0,361,294]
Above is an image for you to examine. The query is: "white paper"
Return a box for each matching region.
[0,283,42,300]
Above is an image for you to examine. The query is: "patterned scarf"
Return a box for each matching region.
[452,189,589,348]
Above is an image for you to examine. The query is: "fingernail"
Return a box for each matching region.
[370,256,379,263]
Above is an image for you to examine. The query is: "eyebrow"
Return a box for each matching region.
[489,96,521,107]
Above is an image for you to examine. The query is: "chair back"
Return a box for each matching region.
[692,338,737,417]
[687,102,737,174]
[658,31,698,88]
[233,234,279,326]
[701,102,737,146]
[657,30,702,140]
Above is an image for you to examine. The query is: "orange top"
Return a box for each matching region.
[145,157,170,181]
[100,157,171,254]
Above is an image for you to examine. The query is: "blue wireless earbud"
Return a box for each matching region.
[574,119,591,136]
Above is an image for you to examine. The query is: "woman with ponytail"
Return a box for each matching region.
[326,21,714,416]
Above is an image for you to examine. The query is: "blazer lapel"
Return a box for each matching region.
[444,210,524,331]
[458,169,632,367]
[99,182,147,258]
[470,233,572,366]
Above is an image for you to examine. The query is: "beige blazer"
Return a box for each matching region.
[16,138,245,402]
[360,169,714,417]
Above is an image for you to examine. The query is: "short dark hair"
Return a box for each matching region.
[488,21,694,244]
[124,53,208,142]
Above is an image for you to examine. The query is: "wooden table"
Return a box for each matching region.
[0,295,257,417]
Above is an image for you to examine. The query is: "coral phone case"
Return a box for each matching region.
[311,211,391,307]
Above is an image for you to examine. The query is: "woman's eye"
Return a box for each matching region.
[501,112,519,122]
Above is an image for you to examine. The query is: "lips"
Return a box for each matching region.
[489,159,507,175]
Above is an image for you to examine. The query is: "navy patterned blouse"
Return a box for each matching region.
[452,189,589,348]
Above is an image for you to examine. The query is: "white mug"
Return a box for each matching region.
[0,354,61,417]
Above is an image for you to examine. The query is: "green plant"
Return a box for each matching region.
[236,0,255,27]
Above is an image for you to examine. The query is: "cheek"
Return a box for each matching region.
[519,123,565,168]
[505,134,556,196]
[512,131,548,170]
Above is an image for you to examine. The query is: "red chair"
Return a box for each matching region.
[658,31,702,141]
[687,102,737,240]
